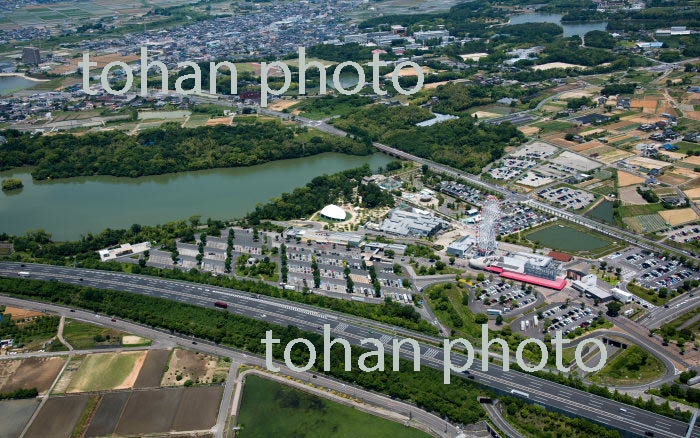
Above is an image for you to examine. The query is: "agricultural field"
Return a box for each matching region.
[84,392,131,437]
[24,395,90,438]
[161,348,230,386]
[237,375,430,438]
[0,356,66,395]
[659,208,699,227]
[0,0,194,31]
[623,214,669,234]
[133,349,172,388]
[182,114,211,128]
[589,345,665,386]
[66,351,146,393]
[0,399,39,438]
[113,386,223,436]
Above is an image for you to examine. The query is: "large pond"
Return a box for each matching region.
[508,13,608,37]
[526,223,610,252]
[0,152,394,240]
[0,75,39,95]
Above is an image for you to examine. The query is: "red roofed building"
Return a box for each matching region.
[548,251,573,262]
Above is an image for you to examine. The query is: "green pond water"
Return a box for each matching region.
[586,200,616,225]
[0,152,394,240]
[526,224,610,252]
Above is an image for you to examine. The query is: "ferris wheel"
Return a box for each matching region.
[477,196,501,255]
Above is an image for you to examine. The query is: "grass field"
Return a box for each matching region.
[62,320,126,349]
[627,282,668,305]
[617,203,665,217]
[673,141,700,155]
[237,375,430,438]
[425,282,480,338]
[67,351,145,393]
[590,345,665,386]
[531,120,575,134]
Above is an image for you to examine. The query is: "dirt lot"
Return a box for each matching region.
[121,335,148,345]
[268,99,300,111]
[133,349,171,388]
[682,156,700,166]
[618,171,646,187]
[631,100,657,110]
[621,114,665,124]
[0,356,66,395]
[85,392,130,438]
[2,306,47,319]
[627,156,669,170]
[518,125,540,136]
[472,111,500,119]
[659,208,699,226]
[24,395,90,438]
[619,185,648,205]
[162,349,229,386]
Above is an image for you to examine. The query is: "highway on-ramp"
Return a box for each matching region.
[0,262,697,438]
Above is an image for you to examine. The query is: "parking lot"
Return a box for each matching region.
[498,202,553,236]
[515,302,597,339]
[538,186,596,210]
[438,180,489,207]
[541,304,596,337]
[605,247,700,293]
[473,279,540,315]
[667,224,700,244]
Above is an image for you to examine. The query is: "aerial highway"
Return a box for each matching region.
[0,262,697,438]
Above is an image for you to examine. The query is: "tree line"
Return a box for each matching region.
[0,119,371,180]
[332,105,525,174]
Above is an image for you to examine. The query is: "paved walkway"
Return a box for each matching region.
[56,316,73,351]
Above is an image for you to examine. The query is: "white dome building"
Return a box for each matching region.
[320,204,347,222]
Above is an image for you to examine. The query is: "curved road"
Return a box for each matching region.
[0,262,697,438]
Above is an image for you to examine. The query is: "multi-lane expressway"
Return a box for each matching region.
[0,262,697,438]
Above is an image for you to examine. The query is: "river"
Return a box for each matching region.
[508,13,608,37]
[0,152,394,240]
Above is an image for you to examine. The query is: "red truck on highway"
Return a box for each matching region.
[214,301,228,309]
